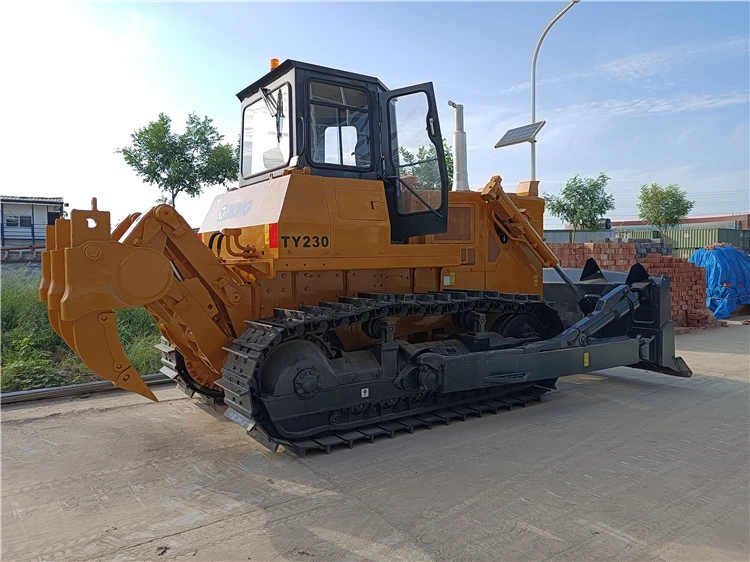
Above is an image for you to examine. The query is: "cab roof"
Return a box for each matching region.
[235,59,388,101]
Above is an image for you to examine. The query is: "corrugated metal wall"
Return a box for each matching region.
[741,230,750,251]
[542,230,573,243]
[662,228,742,250]
[615,229,660,240]
[544,227,750,254]
[543,230,616,243]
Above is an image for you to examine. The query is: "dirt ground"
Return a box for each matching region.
[2,325,748,561]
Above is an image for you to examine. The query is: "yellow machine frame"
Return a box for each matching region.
[41,173,558,400]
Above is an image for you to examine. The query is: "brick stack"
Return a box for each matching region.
[400,177,442,213]
[545,242,722,334]
[702,242,741,250]
[631,239,674,258]
[547,242,637,269]
[637,254,719,333]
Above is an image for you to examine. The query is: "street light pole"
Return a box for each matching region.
[530,0,579,181]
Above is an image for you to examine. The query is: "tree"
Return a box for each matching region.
[399,138,454,190]
[636,182,694,235]
[443,139,454,188]
[117,113,238,208]
[544,173,615,242]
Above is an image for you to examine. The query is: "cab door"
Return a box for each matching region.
[379,83,449,242]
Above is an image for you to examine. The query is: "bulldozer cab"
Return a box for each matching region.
[236,59,449,241]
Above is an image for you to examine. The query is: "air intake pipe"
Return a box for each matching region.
[448,100,470,191]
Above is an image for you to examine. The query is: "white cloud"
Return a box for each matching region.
[498,36,749,94]
[498,68,593,95]
[598,36,748,80]
[556,91,749,120]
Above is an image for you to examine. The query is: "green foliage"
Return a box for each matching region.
[1,267,62,362]
[57,351,92,374]
[116,309,162,375]
[117,112,238,208]
[1,267,161,391]
[0,337,60,392]
[545,173,615,241]
[443,139,454,188]
[399,138,454,190]
[123,334,163,376]
[637,183,694,235]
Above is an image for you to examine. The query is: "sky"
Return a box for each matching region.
[2,1,748,229]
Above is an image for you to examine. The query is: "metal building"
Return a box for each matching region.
[1,195,67,249]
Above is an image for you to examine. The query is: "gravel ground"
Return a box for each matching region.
[2,325,748,561]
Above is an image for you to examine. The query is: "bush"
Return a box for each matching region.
[0,336,65,392]
[1,266,63,364]
[124,333,163,375]
[1,266,162,391]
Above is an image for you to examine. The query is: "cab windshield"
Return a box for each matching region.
[241,84,291,178]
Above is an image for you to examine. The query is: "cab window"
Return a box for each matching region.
[310,82,371,168]
[388,91,443,214]
[241,84,291,177]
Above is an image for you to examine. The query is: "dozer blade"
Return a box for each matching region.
[543,260,691,378]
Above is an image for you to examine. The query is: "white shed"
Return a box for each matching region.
[1,196,67,248]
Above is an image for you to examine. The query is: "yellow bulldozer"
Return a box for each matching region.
[40,60,690,455]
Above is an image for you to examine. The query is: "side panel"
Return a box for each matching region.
[324,177,391,258]
[422,188,546,296]
[272,174,460,265]
[200,176,291,233]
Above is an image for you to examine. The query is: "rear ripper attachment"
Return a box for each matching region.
[40,199,169,401]
[219,265,691,456]
[40,198,254,403]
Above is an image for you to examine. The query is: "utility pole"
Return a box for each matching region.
[530,0,580,181]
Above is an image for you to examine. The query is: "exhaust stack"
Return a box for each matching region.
[448,100,470,191]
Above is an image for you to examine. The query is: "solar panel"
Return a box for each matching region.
[494,121,546,149]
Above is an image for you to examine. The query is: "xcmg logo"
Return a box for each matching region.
[217,200,253,221]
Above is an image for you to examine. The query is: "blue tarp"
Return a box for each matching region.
[689,246,750,319]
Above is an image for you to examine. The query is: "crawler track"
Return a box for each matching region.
[158,339,224,401]
[254,383,552,456]
[217,290,563,454]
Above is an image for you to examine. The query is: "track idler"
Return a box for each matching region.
[40,199,174,401]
